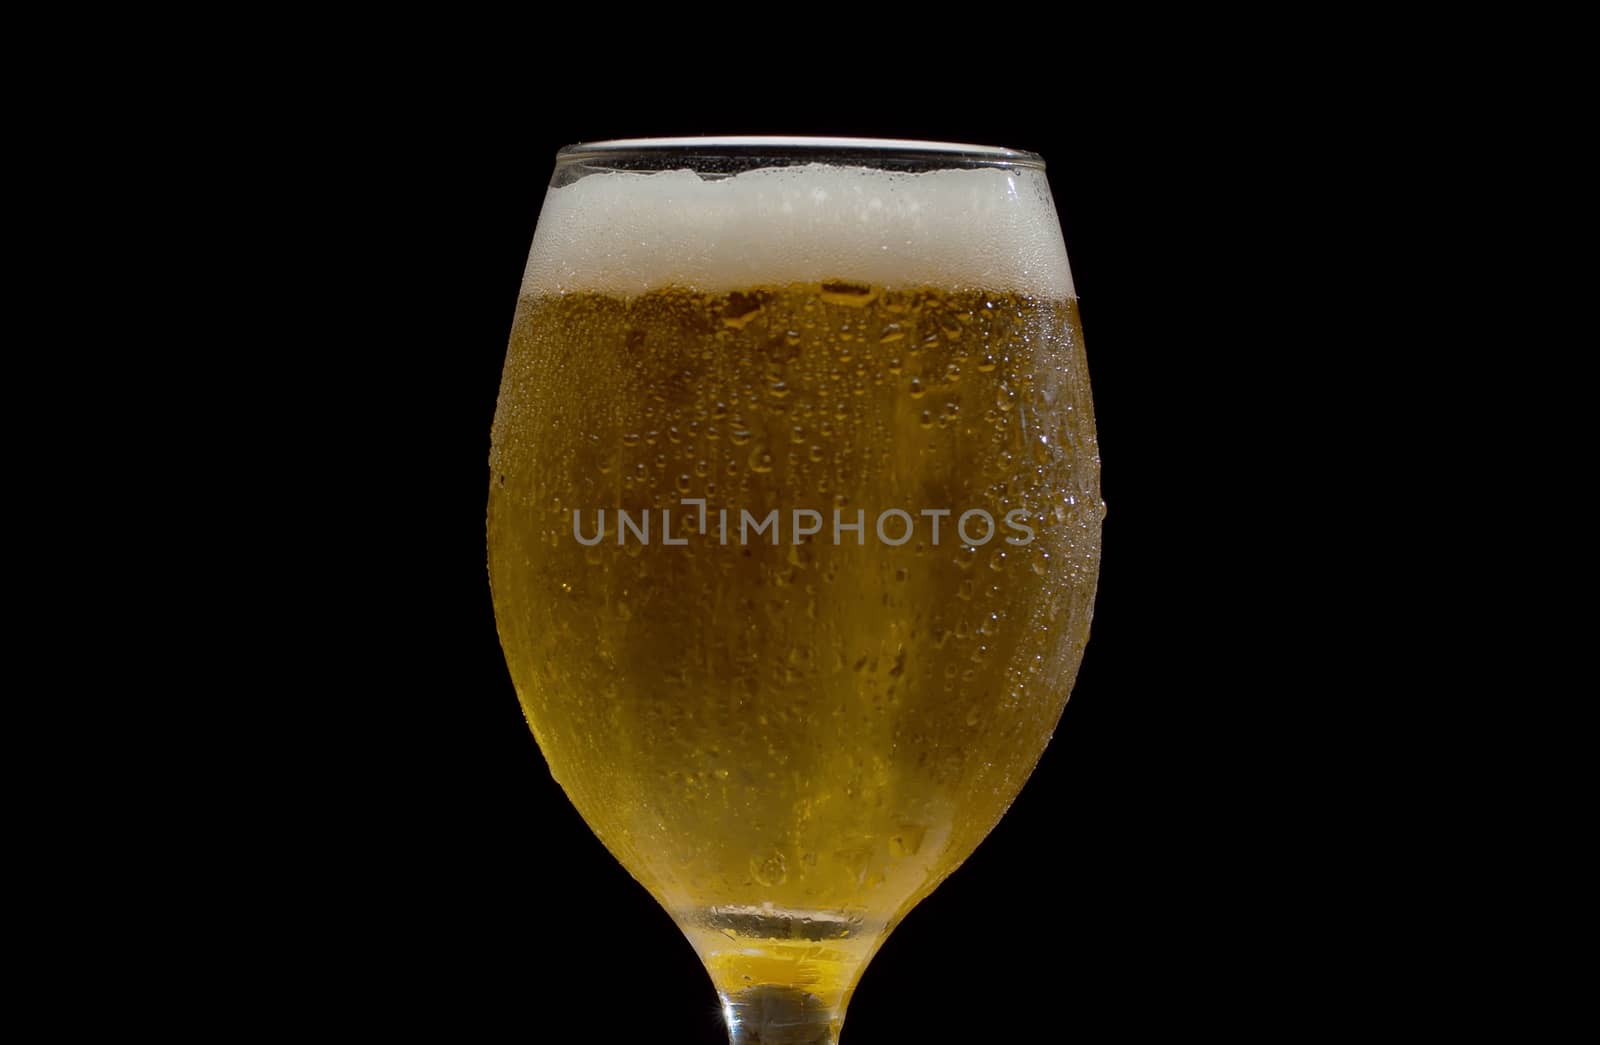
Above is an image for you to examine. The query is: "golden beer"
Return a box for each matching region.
[489,146,1102,1042]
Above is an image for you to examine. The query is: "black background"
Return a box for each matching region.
[290,81,1318,1040]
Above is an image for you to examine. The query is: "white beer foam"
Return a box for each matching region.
[522,164,1074,299]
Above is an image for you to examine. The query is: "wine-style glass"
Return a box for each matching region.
[488,137,1103,1043]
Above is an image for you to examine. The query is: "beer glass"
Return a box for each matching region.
[488,137,1103,1043]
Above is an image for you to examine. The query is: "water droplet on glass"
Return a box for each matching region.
[819,280,877,307]
[751,849,788,886]
[722,292,764,328]
[888,823,928,858]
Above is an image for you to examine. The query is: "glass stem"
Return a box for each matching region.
[722,985,843,1045]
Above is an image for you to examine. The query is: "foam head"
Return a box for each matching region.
[521,163,1074,300]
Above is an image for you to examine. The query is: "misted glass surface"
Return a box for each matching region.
[489,138,1103,1044]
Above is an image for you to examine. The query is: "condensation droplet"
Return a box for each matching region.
[751,848,789,886]
[888,823,928,858]
[819,280,877,307]
[722,292,764,328]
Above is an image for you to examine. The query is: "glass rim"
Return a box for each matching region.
[554,136,1045,170]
